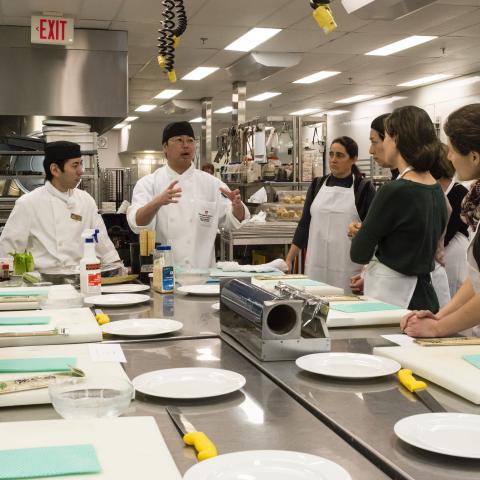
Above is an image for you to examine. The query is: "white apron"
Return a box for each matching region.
[305,176,362,292]
[443,181,469,297]
[364,166,418,308]
[467,224,480,336]
[430,261,451,308]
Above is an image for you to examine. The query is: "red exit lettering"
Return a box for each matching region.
[39,18,67,41]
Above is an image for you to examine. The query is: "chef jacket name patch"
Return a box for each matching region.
[198,206,214,226]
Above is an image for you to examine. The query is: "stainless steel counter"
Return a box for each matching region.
[221,334,480,480]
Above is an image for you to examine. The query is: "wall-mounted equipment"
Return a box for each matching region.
[310,1,337,34]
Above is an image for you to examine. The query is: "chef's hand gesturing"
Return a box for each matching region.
[157,180,182,207]
[220,187,245,221]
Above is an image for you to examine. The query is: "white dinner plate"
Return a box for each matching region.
[183,450,351,480]
[295,352,401,379]
[394,413,480,459]
[177,284,220,296]
[101,284,150,294]
[84,293,151,307]
[101,318,183,337]
[132,367,246,399]
[211,302,220,311]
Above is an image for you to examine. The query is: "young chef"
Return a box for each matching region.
[127,121,249,268]
[350,106,448,311]
[286,136,376,291]
[0,141,120,270]
[402,103,480,337]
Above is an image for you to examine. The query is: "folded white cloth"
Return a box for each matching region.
[248,187,267,204]
[216,258,288,273]
[242,211,267,224]
[216,261,240,272]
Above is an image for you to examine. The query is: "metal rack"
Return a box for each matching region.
[99,167,136,208]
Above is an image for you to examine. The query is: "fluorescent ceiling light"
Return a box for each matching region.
[182,67,219,80]
[154,89,182,99]
[397,74,452,87]
[366,36,437,56]
[143,150,155,153]
[371,96,407,105]
[450,76,480,87]
[225,27,281,52]
[335,94,374,104]
[290,108,321,116]
[190,117,203,123]
[247,92,282,102]
[135,104,156,112]
[113,123,127,129]
[293,71,341,84]
[125,116,139,122]
[325,110,350,116]
[214,106,233,114]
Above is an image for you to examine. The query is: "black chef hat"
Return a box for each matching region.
[43,141,81,169]
[162,121,195,144]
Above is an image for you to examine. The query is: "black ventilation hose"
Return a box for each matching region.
[173,0,187,38]
[160,0,175,73]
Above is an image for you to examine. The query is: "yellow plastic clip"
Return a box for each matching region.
[312,5,337,34]
[95,313,110,326]
[173,35,181,49]
[157,55,166,68]
[167,70,177,83]
[183,431,218,461]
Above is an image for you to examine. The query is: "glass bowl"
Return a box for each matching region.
[48,376,134,419]
[174,267,210,286]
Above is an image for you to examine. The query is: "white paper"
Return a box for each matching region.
[89,343,127,363]
[382,334,416,347]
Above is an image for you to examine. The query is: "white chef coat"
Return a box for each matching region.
[0,181,120,270]
[127,164,250,269]
[305,175,362,292]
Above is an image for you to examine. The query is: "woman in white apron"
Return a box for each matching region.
[401,103,480,337]
[286,137,376,292]
[350,106,448,311]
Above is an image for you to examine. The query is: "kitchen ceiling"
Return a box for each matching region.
[1,0,480,123]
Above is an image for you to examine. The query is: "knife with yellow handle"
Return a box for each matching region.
[397,368,446,412]
[166,406,218,461]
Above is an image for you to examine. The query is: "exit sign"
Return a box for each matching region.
[31,15,74,45]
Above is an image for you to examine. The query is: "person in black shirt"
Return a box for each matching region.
[286,136,375,292]
[430,145,469,297]
[402,103,480,337]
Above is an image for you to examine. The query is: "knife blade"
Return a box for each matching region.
[398,368,446,412]
[165,406,218,461]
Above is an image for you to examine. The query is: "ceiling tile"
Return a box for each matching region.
[1,16,30,26]
[2,0,83,16]
[80,0,124,21]
[421,8,480,35]
[76,19,110,29]
[175,24,248,49]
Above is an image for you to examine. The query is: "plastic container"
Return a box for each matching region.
[79,237,101,296]
[276,190,307,204]
[152,245,174,293]
[259,203,304,221]
[49,376,133,419]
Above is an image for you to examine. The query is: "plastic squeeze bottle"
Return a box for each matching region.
[80,237,101,296]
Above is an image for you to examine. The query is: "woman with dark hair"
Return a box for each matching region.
[350,106,448,311]
[402,103,480,336]
[369,113,399,179]
[430,145,469,297]
[286,136,376,291]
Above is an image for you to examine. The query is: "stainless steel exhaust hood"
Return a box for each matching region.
[0,26,128,136]
[341,0,436,20]
[226,52,303,82]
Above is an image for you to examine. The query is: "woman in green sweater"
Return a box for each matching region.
[350,106,448,312]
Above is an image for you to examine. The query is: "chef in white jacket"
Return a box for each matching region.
[127,121,249,268]
[0,141,120,271]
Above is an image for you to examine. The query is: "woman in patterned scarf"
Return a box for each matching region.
[401,103,480,337]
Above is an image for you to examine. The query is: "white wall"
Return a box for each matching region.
[327,73,480,159]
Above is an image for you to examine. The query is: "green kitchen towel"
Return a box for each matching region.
[463,354,480,369]
[0,290,46,297]
[331,302,402,314]
[0,316,50,326]
[0,357,76,373]
[0,444,101,479]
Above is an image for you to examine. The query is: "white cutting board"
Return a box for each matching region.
[327,297,409,328]
[374,344,480,404]
[0,343,129,408]
[0,285,78,311]
[0,308,102,347]
[252,278,344,296]
[0,416,182,480]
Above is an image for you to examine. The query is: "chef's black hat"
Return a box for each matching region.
[43,141,81,170]
[162,121,195,144]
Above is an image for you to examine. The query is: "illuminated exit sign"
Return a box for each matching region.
[31,15,74,45]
